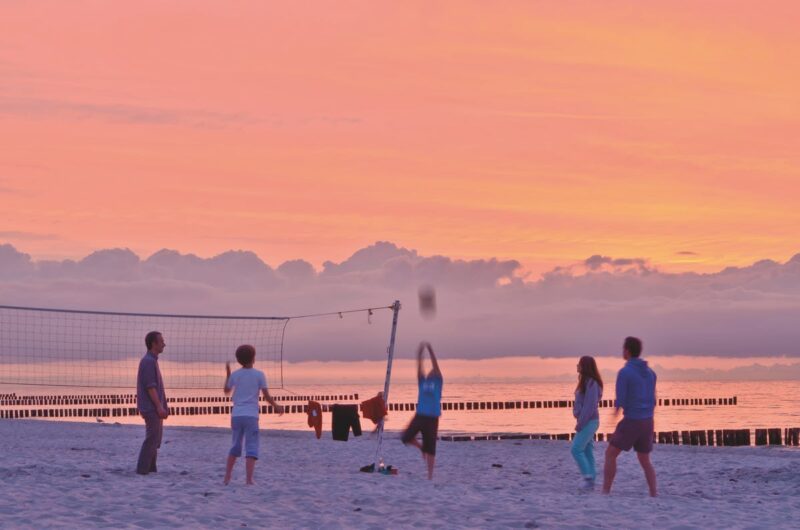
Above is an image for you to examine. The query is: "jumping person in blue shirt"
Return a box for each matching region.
[401,342,443,480]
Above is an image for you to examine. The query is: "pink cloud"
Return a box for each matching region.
[1,241,799,361]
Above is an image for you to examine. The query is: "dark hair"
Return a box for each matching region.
[235,344,256,366]
[624,336,643,358]
[145,331,162,350]
[576,356,603,393]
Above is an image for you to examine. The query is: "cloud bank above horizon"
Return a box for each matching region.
[2,241,799,362]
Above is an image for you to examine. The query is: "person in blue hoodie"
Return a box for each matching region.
[571,356,603,490]
[602,336,658,497]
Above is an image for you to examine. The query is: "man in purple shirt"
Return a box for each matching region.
[136,331,169,475]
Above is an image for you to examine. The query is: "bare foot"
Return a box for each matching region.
[246,480,257,486]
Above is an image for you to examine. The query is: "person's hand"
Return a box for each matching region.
[225,362,231,377]
[275,404,284,416]
[157,406,168,419]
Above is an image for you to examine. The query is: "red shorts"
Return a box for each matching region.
[610,417,654,453]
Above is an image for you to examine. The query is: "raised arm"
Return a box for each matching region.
[426,342,442,377]
[417,342,426,380]
[223,362,232,395]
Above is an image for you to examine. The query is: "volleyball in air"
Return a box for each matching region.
[418,284,437,319]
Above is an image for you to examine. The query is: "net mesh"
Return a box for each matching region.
[0,305,288,389]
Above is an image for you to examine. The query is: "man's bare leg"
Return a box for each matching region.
[223,455,236,485]
[245,457,256,485]
[636,452,657,497]
[602,445,622,494]
[425,453,435,480]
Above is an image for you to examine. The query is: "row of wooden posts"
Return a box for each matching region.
[440,428,800,447]
[2,406,797,447]
[0,395,739,420]
[0,394,739,410]
[0,393,360,407]
[435,397,737,411]
[0,395,739,418]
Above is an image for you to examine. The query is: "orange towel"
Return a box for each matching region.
[360,393,387,425]
[307,400,322,439]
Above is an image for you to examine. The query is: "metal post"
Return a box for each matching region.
[374,300,401,467]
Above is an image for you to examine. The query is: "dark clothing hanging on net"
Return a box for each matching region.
[331,404,362,441]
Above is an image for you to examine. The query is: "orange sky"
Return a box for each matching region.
[2,1,799,277]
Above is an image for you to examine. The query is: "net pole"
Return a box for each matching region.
[374,300,401,467]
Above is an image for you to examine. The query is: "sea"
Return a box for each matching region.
[3,380,799,436]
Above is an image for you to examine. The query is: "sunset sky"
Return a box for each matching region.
[2,0,799,278]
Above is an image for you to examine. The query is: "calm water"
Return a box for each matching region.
[5,380,799,435]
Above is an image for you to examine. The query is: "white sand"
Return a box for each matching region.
[1,420,798,529]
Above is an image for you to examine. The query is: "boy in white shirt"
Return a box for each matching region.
[223,344,283,485]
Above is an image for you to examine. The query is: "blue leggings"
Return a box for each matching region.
[571,419,599,479]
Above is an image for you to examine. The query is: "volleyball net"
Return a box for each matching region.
[0,303,399,389]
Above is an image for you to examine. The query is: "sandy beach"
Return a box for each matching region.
[0,420,798,529]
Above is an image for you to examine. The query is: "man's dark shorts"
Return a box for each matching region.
[401,414,439,455]
[610,417,654,453]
